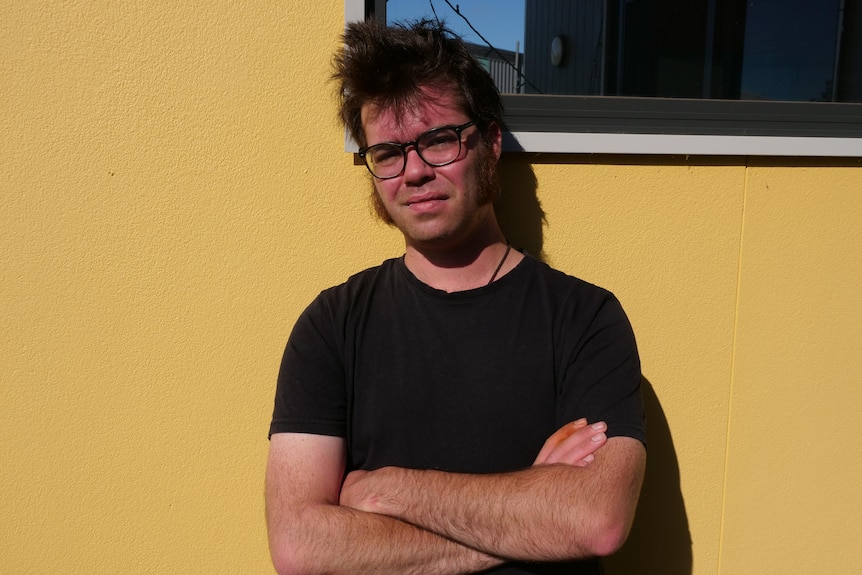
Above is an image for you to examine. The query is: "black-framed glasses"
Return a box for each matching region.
[358,120,477,179]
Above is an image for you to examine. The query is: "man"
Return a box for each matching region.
[266,19,646,575]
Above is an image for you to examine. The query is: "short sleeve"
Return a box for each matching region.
[558,294,646,447]
[269,293,348,439]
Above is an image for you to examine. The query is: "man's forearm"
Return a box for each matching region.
[269,501,503,575]
[266,433,504,575]
[341,438,646,562]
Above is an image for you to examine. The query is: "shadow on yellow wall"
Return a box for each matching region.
[606,378,693,574]
[496,155,546,259]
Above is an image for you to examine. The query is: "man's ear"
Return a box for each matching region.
[487,121,503,161]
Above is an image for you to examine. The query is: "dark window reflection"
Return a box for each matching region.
[741,0,841,101]
[525,0,860,102]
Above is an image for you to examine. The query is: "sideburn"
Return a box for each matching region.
[370,181,395,225]
[476,135,501,204]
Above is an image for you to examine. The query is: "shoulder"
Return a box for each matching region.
[314,258,401,303]
[511,256,635,343]
[298,258,405,328]
[518,255,619,309]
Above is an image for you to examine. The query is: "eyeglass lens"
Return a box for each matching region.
[364,125,467,179]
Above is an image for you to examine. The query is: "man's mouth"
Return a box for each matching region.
[406,193,447,208]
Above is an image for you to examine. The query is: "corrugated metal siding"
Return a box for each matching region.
[488,57,524,93]
[524,0,605,94]
[469,44,525,94]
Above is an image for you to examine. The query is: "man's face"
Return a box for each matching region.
[360,87,502,250]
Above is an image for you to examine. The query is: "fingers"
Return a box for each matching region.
[338,469,367,507]
[544,421,607,466]
[533,419,588,464]
[534,420,608,467]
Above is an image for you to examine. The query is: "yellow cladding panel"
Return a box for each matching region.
[2,1,374,572]
[523,157,744,575]
[720,165,862,573]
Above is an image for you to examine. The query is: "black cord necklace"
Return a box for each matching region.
[487,242,511,285]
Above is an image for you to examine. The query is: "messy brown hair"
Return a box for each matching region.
[332,18,505,149]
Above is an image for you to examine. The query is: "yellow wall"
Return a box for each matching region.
[3,1,860,573]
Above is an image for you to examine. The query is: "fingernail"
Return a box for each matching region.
[584,454,595,463]
[574,418,587,426]
[591,421,606,432]
[591,433,606,442]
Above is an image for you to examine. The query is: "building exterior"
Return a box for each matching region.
[3,1,861,574]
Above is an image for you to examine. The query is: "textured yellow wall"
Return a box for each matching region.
[2,1,860,573]
[720,163,862,573]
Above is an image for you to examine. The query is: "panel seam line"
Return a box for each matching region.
[717,159,750,573]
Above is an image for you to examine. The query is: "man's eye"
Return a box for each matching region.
[423,131,458,149]
[371,146,402,165]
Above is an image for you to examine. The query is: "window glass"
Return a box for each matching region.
[741,0,842,101]
[385,0,861,103]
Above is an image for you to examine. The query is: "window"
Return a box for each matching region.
[347,0,862,156]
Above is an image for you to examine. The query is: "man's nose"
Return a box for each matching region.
[402,147,434,183]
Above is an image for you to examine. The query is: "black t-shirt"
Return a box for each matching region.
[270,253,645,574]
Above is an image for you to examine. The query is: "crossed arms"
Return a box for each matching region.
[265,420,646,575]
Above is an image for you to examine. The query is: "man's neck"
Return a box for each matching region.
[403,227,522,293]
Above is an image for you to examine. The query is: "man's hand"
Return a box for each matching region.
[339,469,377,512]
[534,419,608,466]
